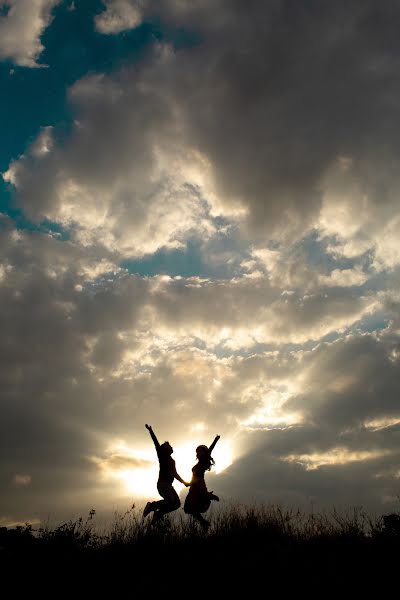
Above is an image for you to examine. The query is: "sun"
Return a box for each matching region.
[118,465,159,498]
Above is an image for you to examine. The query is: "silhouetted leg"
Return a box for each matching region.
[151,509,164,524]
[153,482,180,517]
[192,513,210,531]
[143,501,156,517]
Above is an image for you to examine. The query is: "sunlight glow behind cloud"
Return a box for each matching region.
[283,449,392,471]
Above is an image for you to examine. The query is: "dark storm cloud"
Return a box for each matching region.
[216,329,400,510]
[287,331,400,428]
[217,446,400,511]
[0,222,153,519]
[94,0,400,240]
[217,420,400,511]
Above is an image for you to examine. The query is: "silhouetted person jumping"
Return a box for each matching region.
[143,424,190,521]
[184,435,220,531]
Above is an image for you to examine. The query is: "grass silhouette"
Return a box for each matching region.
[1,502,399,592]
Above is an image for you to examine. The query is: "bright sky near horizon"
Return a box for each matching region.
[1,0,400,526]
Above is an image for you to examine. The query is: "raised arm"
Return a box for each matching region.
[208,435,220,455]
[145,424,160,452]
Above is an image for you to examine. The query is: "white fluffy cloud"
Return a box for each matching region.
[0,0,59,67]
[3,58,224,256]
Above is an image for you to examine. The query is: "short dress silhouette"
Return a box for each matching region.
[184,462,212,514]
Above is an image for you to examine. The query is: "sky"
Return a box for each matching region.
[1,0,400,526]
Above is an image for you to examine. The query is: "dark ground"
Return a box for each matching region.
[2,504,399,594]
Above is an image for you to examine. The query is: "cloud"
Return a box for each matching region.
[211,325,400,510]
[4,1,400,258]
[287,331,400,430]
[13,474,32,486]
[246,240,373,292]
[95,0,142,34]
[0,216,394,512]
[319,156,400,271]
[318,267,369,288]
[148,274,380,346]
[2,1,400,521]
[0,0,60,67]
[3,60,221,257]
[94,0,226,35]
[217,445,400,511]
[0,221,399,518]
[92,1,400,245]
[0,223,151,515]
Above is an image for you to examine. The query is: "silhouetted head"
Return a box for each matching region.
[196,444,215,470]
[160,441,173,455]
[196,445,209,458]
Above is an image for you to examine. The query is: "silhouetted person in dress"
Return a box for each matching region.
[184,435,220,531]
[143,424,190,521]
